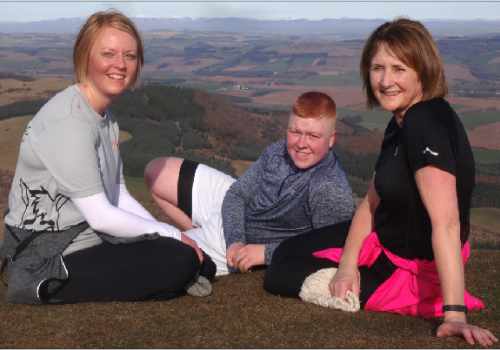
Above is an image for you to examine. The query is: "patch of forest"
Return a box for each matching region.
[110,84,283,177]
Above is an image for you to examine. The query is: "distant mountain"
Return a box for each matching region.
[2,17,500,39]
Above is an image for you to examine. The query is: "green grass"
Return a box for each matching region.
[339,107,391,131]
[461,109,500,130]
[182,80,227,93]
[291,56,315,65]
[259,60,290,73]
[471,207,500,233]
[300,71,361,87]
[338,106,500,134]
[473,148,500,165]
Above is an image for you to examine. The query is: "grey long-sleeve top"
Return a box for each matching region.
[221,139,355,267]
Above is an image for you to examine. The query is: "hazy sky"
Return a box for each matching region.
[1,1,500,22]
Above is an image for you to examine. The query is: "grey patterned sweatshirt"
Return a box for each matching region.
[221,139,355,268]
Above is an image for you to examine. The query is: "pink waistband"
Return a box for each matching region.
[313,232,485,318]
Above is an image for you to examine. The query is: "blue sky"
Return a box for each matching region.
[1,1,500,22]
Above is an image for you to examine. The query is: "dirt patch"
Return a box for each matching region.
[468,121,500,150]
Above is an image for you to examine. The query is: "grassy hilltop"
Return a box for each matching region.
[1,27,500,346]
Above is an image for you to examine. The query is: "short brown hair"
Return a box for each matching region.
[360,18,447,108]
[73,10,144,85]
[292,91,337,125]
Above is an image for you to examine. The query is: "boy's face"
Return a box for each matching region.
[286,114,336,170]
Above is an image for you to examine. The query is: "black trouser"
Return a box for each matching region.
[51,237,215,303]
[264,220,396,306]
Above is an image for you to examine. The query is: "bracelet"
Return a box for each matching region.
[442,304,468,314]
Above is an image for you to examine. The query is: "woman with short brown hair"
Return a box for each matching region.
[265,18,497,347]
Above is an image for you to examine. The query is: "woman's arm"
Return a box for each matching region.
[329,178,380,298]
[117,183,156,220]
[415,165,497,347]
[73,192,181,240]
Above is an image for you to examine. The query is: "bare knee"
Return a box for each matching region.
[144,157,184,192]
[145,157,166,189]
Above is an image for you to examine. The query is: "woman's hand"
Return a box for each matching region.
[437,320,498,347]
[328,265,361,298]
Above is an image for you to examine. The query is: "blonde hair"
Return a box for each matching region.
[73,10,144,85]
[360,18,448,108]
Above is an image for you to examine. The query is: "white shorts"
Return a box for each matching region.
[183,163,236,276]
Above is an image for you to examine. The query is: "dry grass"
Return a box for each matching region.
[0,77,70,105]
[0,249,498,348]
[0,116,131,173]
[0,115,32,172]
[0,166,499,348]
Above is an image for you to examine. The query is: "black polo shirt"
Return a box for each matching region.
[373,98,475,260]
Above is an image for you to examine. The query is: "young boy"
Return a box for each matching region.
[144,91,354,276]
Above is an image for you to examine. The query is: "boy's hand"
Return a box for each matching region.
[233,244,265,272]
[226,242,245,267]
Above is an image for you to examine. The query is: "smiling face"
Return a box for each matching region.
[369,44,423,122]
[286,114,336,170]
[83,26,138,113]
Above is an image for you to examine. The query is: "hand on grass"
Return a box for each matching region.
[181,232,204,263]
[328,265,361,298]
[437,320,498,347]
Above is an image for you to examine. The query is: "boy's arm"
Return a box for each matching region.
[221,183,247,250]
[310,164,355,228]
[222,152,267,258]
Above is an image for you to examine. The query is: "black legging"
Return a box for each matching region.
[264,220,396,306]
[50,237,216,303]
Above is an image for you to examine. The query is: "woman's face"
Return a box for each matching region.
[369,44,423,121]
[86,26,138,109]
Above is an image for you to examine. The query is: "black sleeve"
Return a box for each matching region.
[402,101,456,175]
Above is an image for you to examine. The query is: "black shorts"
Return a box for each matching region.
[177,159,199,218]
